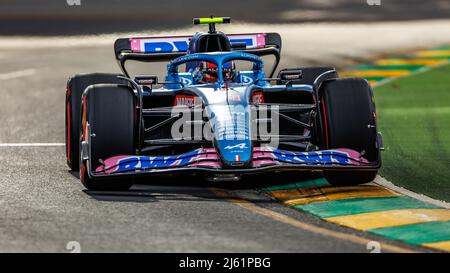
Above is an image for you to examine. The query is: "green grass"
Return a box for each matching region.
[374,64,450,202]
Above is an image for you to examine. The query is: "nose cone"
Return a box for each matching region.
[217,139,252,167]
[207,103,252,167]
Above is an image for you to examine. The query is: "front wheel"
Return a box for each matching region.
[65,73,126,171]
[320,78,380,185]
[79,83,136,191]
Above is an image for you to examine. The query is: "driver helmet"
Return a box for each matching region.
[198,61,236,83]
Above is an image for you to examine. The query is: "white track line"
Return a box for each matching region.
[374,175,450,209]
[0,69,36,80]
[0,143,64,147]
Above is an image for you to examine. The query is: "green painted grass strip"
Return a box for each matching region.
[294,177,330,189]
[435,45,450,50]
[353,65,424,71]
[261,183,300,192]
[261,177,329,192]
[385,55,450,60]
[364,76,388,81]
[293,196,438,218]
[369,221,450,245]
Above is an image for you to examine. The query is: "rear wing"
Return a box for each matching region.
[114,33,281,77]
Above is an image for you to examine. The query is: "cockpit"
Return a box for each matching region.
[165,52,266,87]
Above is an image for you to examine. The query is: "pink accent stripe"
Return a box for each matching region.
[256,33,266,48]
[252,159,277,168]
[129,38,142,52]
[190,161,222,168]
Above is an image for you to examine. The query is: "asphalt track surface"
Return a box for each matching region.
[1,20,450,252]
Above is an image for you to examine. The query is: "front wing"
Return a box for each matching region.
[91,147,378,178]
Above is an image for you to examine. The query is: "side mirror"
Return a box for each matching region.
[279,69,303,82]
[134,75,158,87]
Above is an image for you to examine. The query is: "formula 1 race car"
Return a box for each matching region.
[65,17,383,190]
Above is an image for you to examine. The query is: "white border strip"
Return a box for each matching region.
[374,175,450,209]
[0,143,65,147]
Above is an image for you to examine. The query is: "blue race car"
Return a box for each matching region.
[65,17,383,190]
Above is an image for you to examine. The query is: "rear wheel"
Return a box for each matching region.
[65,73,125,171]
[320,78,379,185]
[80,84,135,191]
